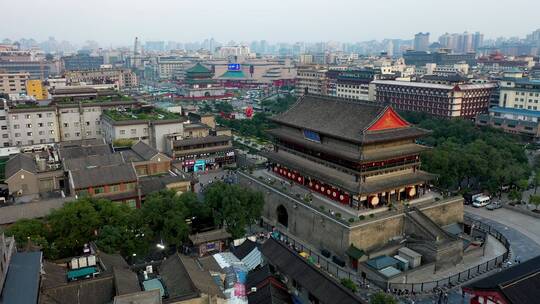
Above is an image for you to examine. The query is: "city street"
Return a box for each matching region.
[465,205,540,261]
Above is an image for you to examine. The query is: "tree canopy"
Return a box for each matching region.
[5,185,264,260]
[204,181,264,238]
[401,112,530,193]
[369,292,398,304]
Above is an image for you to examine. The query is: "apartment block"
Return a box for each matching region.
[101,107,185,152]
[7,107,59,146]
[65,68,138,89]
[0,72,29,95]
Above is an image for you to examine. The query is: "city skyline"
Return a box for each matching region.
[2,0,540,46]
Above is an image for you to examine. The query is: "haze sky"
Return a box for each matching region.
[2,0,539,45]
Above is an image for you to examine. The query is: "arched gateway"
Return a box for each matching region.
[276,205,288,228]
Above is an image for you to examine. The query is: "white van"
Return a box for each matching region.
[473,195,491,208]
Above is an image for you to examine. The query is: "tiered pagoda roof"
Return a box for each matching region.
[270,94,430,145]
[264,94,436,196]
[185,63,215,85]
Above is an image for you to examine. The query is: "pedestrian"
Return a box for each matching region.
[444,292,448,304]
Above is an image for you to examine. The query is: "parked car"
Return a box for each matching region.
[472,195,491,208]
[321,249,331,259]
[463,192,483,205]
[332,255,346,268]
[486,201,502,210]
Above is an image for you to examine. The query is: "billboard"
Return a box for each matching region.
[227,63,241,71]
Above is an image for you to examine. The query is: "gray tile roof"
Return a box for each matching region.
[120,150,144,162]
[64,153,124,171]
[179,255,224,298]
[271,95,383,142]
[70,163,137,189]
[261,238,365,304]
[271,94,428,144]
[131,141,159,160]
[60,144,111,160]
[188,229,231,245]
[113,266,141,296]
[58,138,106,148]
[113,290,161,304]
[139,175,191,196]
[159,254,199,300]
[5,153,37,179]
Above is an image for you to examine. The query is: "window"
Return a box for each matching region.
[1,126,6,130]
[38,131,44,135]
[0,116,5,120]
[75,132,80,137]
[94,187,105,194]
[27,132,32,136]
[86,121,90,126]
[13,124,19,129]
[130,129,136,135]
[49,130,55,134]
[74,122,79,127]
[38,123,43,127]
[11,115,18,120]
[63,123,69,127]
[48,122,53,126]
[46,113,52,117]
[77,189,89,197]
[120,130,126,135]
[126,199,137,208]
[110,184,120,192]
[125,183,136,190]
[303,129,321,142]
[25,114,30,119]
[37,114,42,118]
[26,123,32,128]
[64,133,70,138]
[2,134,7,138]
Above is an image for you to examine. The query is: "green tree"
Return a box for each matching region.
[533,170,540,194]
[340,278,357,293]
[204,182,264,238]
[369,292,398,304]
[530,195,540,210]
[200,102,213,113]
[47,199,101,257]
[215,102,233,113]
[141,190,190,248]
[5,219,48,244]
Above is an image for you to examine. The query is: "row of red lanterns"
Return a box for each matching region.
[307,180,350,205]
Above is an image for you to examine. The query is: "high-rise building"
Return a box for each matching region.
[372,80,496,118]
[414,32,430,52]
[62,53,104,71]
[131,37,142,68]
[438,32,483,53]
[472,32,484,51]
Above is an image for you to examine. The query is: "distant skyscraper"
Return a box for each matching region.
[132,37,142,68]
[414,32,430,52]
[472,32,484,51]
